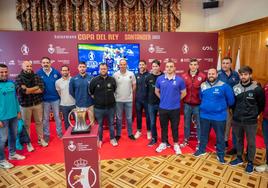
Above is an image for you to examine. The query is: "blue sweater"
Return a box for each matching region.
[37,68,61,102]
[0,80,20,121]
[69,74,93,107]
[199,80,235,121]
[218,69,240,87]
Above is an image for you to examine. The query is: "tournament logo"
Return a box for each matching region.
[21,44,29,55]
[182,44,189,54]
[68,158,97,188]
[148,44,155,53]
[48,44,55,54]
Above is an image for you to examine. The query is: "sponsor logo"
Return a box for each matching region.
[202,46,213,51]
[21,44,29,55]
[182,44,189,54]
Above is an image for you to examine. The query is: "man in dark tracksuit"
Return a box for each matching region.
[134,60,151,140]
[230,66,265,174]
[89,63,117,147]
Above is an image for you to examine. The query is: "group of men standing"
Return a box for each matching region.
[0,56,267,175]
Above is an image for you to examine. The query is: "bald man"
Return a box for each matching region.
[15,60,48,151]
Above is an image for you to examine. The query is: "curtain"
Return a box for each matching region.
[16,0,181,32]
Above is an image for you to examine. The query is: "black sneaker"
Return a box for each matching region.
[128,135,136,140]
[166,141,171,148]
[148,139,157,147]
[226,148,237,155]
[225,141,228,148]
[115,135,121,141]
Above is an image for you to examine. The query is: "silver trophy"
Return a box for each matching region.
[68,108,92,134]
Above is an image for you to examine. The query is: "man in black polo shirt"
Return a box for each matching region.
[89,63,117,147]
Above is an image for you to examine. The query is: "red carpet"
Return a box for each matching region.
[8,116,265,166]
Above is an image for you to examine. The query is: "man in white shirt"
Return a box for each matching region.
[55,65,76,130]
[113,59,136,140]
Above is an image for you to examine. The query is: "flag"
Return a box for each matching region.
[226,45,231,57]
[217,49,221,71]
[235,48,240,71]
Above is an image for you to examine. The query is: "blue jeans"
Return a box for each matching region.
[116,102,133,136]
[262,118,268,164]
[148,104,159,140]
[135,100,150,131]
[199,118,226,158]
[43,100,62,137]
[95,107,115,141]
[0,117,17,160]
[60,105,76,130]
[184,104,201,141]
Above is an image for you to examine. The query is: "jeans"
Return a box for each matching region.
[95,107,115,141]
[224,108,236,148]
[60,105,76,130]
[43,100,62,138]
[135,100,150,131]
[199,118,226,158]
[184,104,201,141]
[148,104,159,140]
[116,102,133,136]
[0,117,17,160]
[159,108,180,143]
[233,121,257,162]
[263,118,268,164]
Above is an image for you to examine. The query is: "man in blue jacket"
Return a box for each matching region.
[0,64,25,169]
[37,57,62,143]
[69,62,94,125]
[194,68,235,164]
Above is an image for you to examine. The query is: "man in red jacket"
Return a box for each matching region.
[180,59,206,148]
[256,82,268,172]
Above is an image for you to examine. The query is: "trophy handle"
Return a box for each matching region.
[68,109,75,127]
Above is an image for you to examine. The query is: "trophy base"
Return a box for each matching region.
[71,126,91,135]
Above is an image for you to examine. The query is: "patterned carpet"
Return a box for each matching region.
[0,149,267,188]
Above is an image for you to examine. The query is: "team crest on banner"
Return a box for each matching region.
[182,44,189,54]
[21,44,29,55]
[48,44,55,54]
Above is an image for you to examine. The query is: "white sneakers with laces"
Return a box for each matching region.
[0,160,14,169]
[8,153,26,160]
[156,143,167,153]
[174,143,182,155]
[134,131,142,139]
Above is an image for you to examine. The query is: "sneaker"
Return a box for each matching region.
[193,150,206,157]
[147,131,152,140]
[38,139,48,147]
[148,139,157,147]
[156,143,167,153]
[27,143,35,152]
[134,131,142,139]
[9,154,26,160]
[230,158,243,166]
[110,139,118,147]
[226,148,237,155]
[217,156,226,164]
[255,164,268,172]
[166,141,171,148]
[225,141,229,148]
[180,140,189,148]
[245,162,254,174]
[44,135,50,143]
[98,141,102,148]
[174,143,182,155]
[115,135,121,141]
[129,135,136,140]
[0,160,14,169]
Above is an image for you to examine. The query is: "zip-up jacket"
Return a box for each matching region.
[135,71,149,102]
[264,83,268,119]
[218,69,240,87]
[181,70,206,105]
[233,80,265,124]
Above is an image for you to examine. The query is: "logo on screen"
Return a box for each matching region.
[182,44,189,54]
[21,44,29,55]
[48,44,55,54]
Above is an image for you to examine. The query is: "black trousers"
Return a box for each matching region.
[159,108,180,143]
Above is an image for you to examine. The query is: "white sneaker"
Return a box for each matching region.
[9,154,25,160]
[174,143,182,155]
[38,139,48,147]
[110,139,118,147]
[134,131,142,139]
[179,140,188,148]
[147,131,152,140]
[255,164,268,172]
[0,160,14,169]
[156,143,167,153]
[27,143,35,152]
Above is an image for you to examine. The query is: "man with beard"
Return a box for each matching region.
[89,63,117,147]
[0,64,25,169]
[69,62,94,125]
[194,68,234,164]
[230,66,265,174]
[15,60,48,151]
[55,65,76,130]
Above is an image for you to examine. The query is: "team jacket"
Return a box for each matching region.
[181,71,206,105]
[135,71,149,102]
[264,83,268,119]
[232,80,265,124]
[200,79,235,121]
